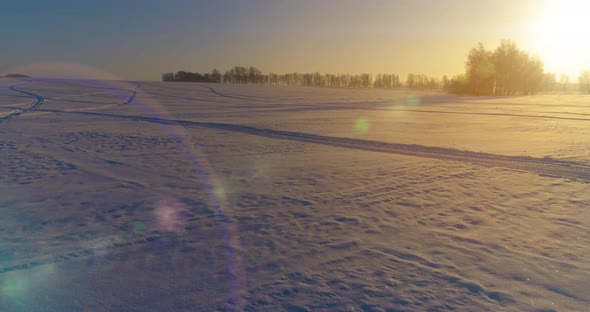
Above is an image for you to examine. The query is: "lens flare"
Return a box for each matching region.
[132,221,146,234]
[2,274,27,306]
[1,62,246,310]
[214,185,228,201]
[406,95,421,106]
[1,264,57,308]
[154,198,189,232]
[355,116,370,133]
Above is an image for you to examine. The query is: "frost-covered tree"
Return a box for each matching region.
[559,73,569,92]
[459,40,546,95]
[579,71,590,93]
[210,69,222,83]
[162,72,174,81]
[541,73,557,92]
[466,43,495,95]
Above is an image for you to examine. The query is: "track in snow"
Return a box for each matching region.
[5,81,589,182]
[186,103,590,122]
[33,108,590,183]
[0,80,139,123]
[0,82,45,121]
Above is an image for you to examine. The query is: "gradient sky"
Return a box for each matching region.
[1,0,586,80]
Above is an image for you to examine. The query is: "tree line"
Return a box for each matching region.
[162,40,589,95]
[163,66,441,90]
[445,40,573,95]
[161,70,222,83]
[445,40,537,95]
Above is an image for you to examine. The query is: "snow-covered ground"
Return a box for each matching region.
[0,78,588,311]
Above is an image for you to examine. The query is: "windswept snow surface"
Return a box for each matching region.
[0,78,588,311]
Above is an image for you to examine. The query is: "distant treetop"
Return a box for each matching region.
[5,73,31,78]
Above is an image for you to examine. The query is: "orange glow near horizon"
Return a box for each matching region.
[3,1,590,81]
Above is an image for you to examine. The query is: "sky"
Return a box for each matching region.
[1,0,588,81]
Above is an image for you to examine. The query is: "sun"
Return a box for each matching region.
[530,1,590,79]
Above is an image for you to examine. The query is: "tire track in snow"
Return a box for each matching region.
[142,90,227,104]
[9,83,45,110]
[0,82,45,122]
[33,108,590,182]
[202,85,274,103]
[0,81,138,123]
[196,104,590,122]
[123,85,137,105]
[184,122,590,182]
[58,79,139,105]
[378,107,590,122]
[131,95,590,122]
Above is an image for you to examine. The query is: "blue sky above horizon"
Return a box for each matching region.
[1,0,586,80]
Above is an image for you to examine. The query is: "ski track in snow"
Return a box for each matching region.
[29,107,590,183]
[5,80,590,182]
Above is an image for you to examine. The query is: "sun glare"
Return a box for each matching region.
[530,1,590,79]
